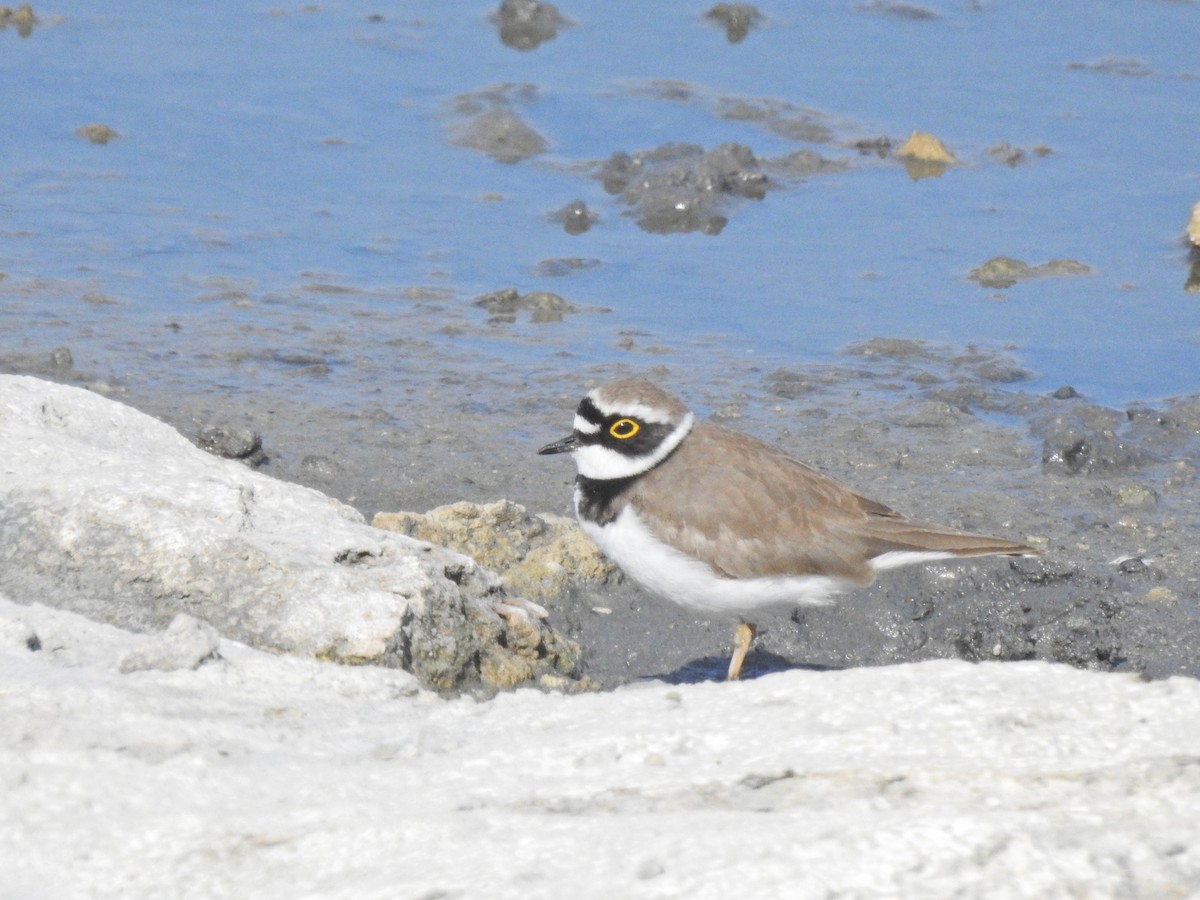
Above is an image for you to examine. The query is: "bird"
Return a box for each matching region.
[538,377,1040,681]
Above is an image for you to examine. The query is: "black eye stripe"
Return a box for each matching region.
[576,397,605,427]
[572,398,677,458]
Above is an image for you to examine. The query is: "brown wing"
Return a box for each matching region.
[632,422,1035,583]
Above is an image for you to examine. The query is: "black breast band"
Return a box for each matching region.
[575,474,638,526]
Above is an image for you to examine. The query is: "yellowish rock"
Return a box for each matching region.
[373,499,614,600]
[76,123,120,145]
[1143,587,1178,604]
[1115,484,1158,509]
[1187,201,1200,248]
[895,131,956,180]
[896,130,956,163]
[479,646,536,689]
[0,3,37,36]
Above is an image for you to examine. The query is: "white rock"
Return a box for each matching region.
[1,594,1198,898]
[0,376,580,691]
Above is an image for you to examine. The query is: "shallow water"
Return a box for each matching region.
[3,0,1199,410]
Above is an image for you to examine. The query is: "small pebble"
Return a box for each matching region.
[76,123,119,145]
[196,424,265,465]
[1117,557,1148,575]
[555,200,596,235]
[1143,587,1178,603]
[1116,485,1158,509]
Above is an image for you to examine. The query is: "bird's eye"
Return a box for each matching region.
[609,418,640,439]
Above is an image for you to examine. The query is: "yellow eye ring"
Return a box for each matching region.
[609,418,640,440]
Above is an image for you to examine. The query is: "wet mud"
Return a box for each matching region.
[7,333,1197,689]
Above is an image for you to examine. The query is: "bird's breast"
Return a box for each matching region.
[573,501,845,618]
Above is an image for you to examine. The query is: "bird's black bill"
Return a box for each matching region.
[538,434,580,455]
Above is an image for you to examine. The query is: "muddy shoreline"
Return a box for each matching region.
[7,336,1198,688]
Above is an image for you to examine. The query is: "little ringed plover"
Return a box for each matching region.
[538,377,1040,680]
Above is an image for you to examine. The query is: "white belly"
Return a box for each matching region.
[577,499,844,620]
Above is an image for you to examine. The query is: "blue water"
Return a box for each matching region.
[3,0,1198,406]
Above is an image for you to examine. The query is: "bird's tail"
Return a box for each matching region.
[862,519,1041,570]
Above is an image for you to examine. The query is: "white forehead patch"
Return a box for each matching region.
[586,390,678,426]
[573,414,600,435]
[573,413,694,480]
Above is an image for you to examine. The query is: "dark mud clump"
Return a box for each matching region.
[533,257,601,277]
[967,257,1096,289]
[704,3,762,43]
[473,287,577,323]
[1066,57,1152,78]
[858,1,941,21]
[986,141,1053,167]
[767,149,849,178]
[597,142,769,234]
[491,0,572,51]
[451,107,547,164]
[195,423,267,466]
[552,200,597,235]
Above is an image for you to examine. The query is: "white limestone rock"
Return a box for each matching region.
[2,592,1199,897]
[0,375,582,692]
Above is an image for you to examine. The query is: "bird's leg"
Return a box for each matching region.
[727,621,757,681]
